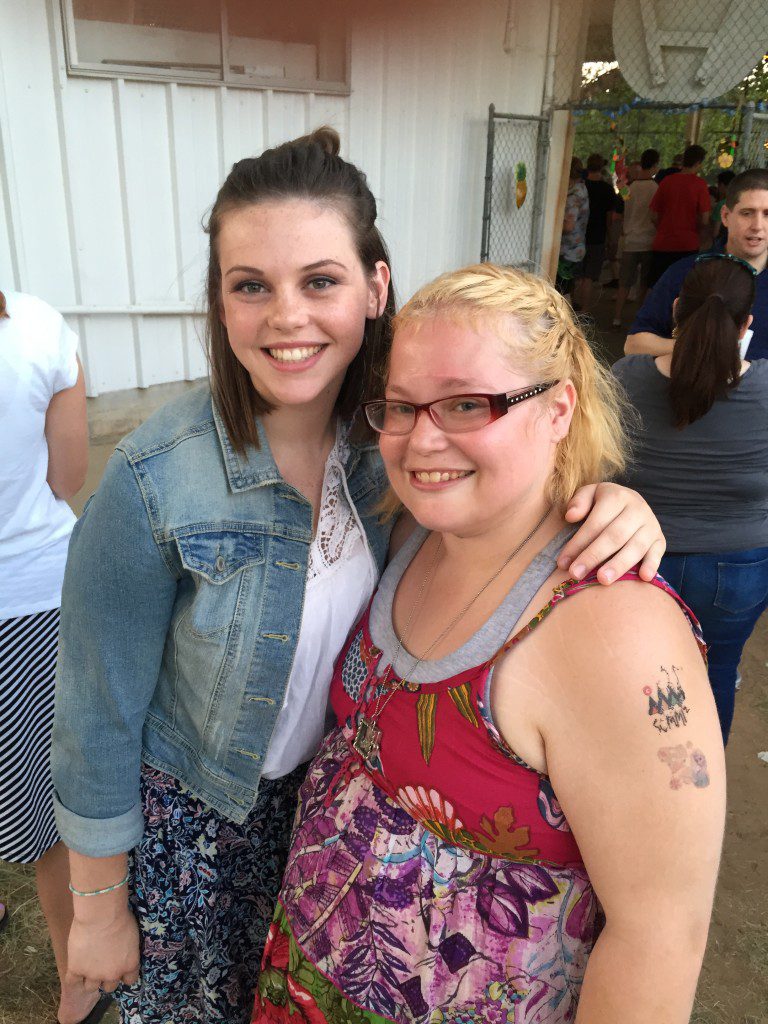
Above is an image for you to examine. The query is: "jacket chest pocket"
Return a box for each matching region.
[177,531,265,638]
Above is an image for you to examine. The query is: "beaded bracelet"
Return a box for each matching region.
[68,871,130,897]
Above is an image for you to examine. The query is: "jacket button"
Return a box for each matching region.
[215,556,226,572]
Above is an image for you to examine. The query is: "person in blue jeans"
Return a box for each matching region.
[614,253,768,743]
[658,549,768,740]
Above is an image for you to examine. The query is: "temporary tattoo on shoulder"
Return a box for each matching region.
[643,666,690,734]
[658,742,710,790]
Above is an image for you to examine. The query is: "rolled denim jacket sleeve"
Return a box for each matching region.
[52,448,178,856]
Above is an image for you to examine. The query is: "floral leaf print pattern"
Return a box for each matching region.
[475,806,541,860]
[415,693,438,764]
[115,765,306,1024]
[340,628,381,702]
[256,732,597,1024]
[395,785,476,847]
[537,777,570,832]
[258,568,706,1023]
[475,861,560,937]
[447,682,479,727]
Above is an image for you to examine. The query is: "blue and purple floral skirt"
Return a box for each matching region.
[116,762,306,1024]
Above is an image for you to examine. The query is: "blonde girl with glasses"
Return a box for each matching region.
[256,264,724,1024]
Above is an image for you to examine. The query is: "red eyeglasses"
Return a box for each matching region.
[363,382,558,436]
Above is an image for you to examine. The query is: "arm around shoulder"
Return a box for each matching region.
[624,331,673,356]
[539,581,724,1024]
[52,447,180,856]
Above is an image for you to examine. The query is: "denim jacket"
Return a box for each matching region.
[52,385,391,856]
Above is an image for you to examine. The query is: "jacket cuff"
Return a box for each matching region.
[53,791,143,856]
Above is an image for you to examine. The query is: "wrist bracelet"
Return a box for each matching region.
[68,871,130,897]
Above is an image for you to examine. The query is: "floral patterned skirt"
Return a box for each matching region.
[116,762,307,1024]
[254,731,600,1024]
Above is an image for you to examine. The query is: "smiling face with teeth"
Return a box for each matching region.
[380,316,575,539]
[218,199,389,414]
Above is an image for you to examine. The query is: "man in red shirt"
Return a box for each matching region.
[649,144,710,285]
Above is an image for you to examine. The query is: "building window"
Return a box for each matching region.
[61,0,348,93]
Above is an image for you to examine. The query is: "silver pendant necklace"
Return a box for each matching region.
[352,506,553,767]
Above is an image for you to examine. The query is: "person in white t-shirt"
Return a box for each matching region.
[0,289,93,1024]
[613,148,660,326]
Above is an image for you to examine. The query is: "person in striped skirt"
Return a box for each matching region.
[0,288,101,1024]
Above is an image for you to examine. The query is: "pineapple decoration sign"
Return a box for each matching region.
[515,162,527,209]
[717,136,737,169]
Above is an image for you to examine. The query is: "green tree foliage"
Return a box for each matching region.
[574,57,768,179]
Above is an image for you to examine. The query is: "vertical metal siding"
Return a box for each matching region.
[1,0,555,395]
[0,0,76,304]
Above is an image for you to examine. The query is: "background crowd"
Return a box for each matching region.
[1,129,767,1024]
[558,142,740,323]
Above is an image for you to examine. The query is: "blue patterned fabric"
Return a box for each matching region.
[116,762,306,1024]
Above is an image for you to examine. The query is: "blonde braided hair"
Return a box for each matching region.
[389,263,628,509]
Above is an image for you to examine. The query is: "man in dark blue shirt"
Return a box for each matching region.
[625,169,768,360]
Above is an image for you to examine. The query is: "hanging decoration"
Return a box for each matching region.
[515,163,527,209]
[572,97,740,122]
[717,144,736,169]
[606,116,628,190]
[716,118,739,168]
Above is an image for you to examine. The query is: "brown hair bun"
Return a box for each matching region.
[305,126,341,157]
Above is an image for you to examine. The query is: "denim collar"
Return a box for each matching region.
[211,397,377,493]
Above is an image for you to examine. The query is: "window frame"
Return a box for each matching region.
[59,0,350,95]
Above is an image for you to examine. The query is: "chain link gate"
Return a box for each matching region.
[741,107,768,169]
[569,100,766,177]
[480,105,550,270]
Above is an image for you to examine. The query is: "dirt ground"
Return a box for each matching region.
[1,296,767,1022]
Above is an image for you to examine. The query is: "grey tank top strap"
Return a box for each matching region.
[368,523,577,684]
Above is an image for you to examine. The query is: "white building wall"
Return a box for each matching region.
[0,0,557,395]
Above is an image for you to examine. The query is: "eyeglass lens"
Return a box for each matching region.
[367,396,493,435]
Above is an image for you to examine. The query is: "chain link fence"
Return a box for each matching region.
[608,0,768,110]
[574,3,767,176]
[572,103,746,178]
[480,107,550,270]
[742,110,768,168]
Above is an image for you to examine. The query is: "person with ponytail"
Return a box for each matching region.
[614,255,767,743]
[255,265,724,1024]
[51,130,664,1024]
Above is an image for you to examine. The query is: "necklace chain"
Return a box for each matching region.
[360,505,553,744]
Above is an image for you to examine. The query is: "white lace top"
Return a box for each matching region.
[261,423,378,779]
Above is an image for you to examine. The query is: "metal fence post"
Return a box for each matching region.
[738,101,756,171]
[754,114,768,168]
[480,104,496,262]
[530,116,551,271]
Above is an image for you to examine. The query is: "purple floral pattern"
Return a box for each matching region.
[260,731,599,1023]
[258,569,704,1023]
